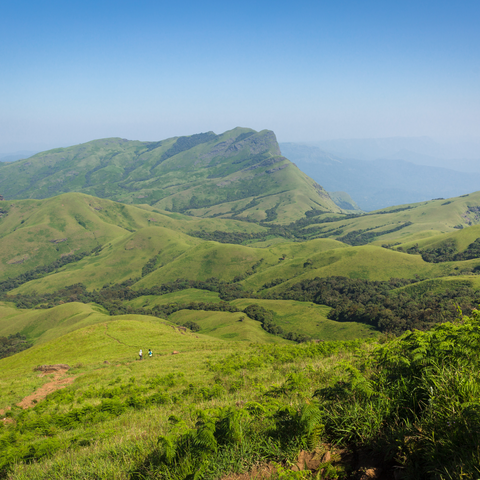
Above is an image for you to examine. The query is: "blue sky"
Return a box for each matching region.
[1,0,479,151]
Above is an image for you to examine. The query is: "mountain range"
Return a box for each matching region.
[280,142,480,211]
[2,127,480,478]
[0,128,339,223]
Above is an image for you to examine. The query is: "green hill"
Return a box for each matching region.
[281,191,480,247]
[0,128,341,223]
[2,137,480,478]
[0,302,110,344]
[0,192,268,284]
[231,298,377,341]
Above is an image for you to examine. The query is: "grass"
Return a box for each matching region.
[1,300,480,479]
[0,128,341,224]
[0,192,268,286]
[244,245,442,294]
[5,189,480,297]
[0,316,222,409]
[0,323,362,479]
[311,191,480,246]
[231,298,379,341]
[168,309,289,343]
[3,134,480,478]
[0,302,110,344]
[125,288,223,308]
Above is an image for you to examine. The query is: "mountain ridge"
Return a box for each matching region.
[0,128,341,223]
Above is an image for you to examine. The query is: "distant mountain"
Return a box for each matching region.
[307,137,480,173]
[0,128,341,223]
[327,191,361,211]
[281,142,480,211]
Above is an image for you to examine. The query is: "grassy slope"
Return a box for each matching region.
[396,223,480,252]
[0,128,341,223]
[0,315,365,480]
[0,194,130,281]
[134,238,349,288]
[243,245,451,293]
[304,191,480,246]
[124,288,378,341]
[0,192,267,285]
[125,288,223,308]
[0,302,110,344]
[12,226,204,293]
[0,317,225,410]
[9,225,472,296]
[0,293,285,354]
[231,298,378,340]
[5,190,480,295]
[168,309,289,343]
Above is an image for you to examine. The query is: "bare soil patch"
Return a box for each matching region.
[17,365,75,409]
[222,464,276,480]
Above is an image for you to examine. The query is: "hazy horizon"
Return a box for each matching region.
[2,0,479,164]
[2,134,479,167]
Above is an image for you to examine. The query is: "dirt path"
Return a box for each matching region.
[17,366,75,409]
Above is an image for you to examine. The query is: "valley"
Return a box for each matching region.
[1,129,480,479]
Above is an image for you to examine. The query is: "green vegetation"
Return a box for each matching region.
[268,276,480,334]
[231,298,377,341]
[0,128,341,223]
[1,309,480,479]
[415,237,480,263]
[0,333,31,359]
[4,131,480,478]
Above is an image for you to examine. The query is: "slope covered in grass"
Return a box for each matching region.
[125,288,223,308]
[0,302,110,345]
[0,128,341,223]
[0,316,220,410]
[168,309,288,343]
[243,244,447,293]
[2,313,480,479]
[231,298,378,341]
[290,190,480,247]
[0,193,269,289]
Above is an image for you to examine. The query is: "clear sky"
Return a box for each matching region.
[1,0,479,151]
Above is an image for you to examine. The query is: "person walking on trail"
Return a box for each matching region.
[139,349,143,360]
[148,349,153,357]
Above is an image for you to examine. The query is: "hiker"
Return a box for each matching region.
[148,349,153,357]
[139,349,143,360]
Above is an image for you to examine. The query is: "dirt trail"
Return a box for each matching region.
[17,366,75,409]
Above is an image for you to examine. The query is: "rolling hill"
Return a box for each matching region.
[2,132,480,479]
[3,190,480,300]
[0,128,340,223]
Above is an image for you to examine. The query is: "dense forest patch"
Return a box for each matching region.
[0,333,31,359]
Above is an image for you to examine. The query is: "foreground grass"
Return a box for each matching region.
[2,310,480,479]
[1,322,361,479]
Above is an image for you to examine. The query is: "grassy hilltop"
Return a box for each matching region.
[0,128,340,223]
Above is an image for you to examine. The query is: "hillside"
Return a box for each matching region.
[1,308,480,479]
[0,128,341,223]
[2,156,480,478]
[277,190,480,249]
[0,192,269,283]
